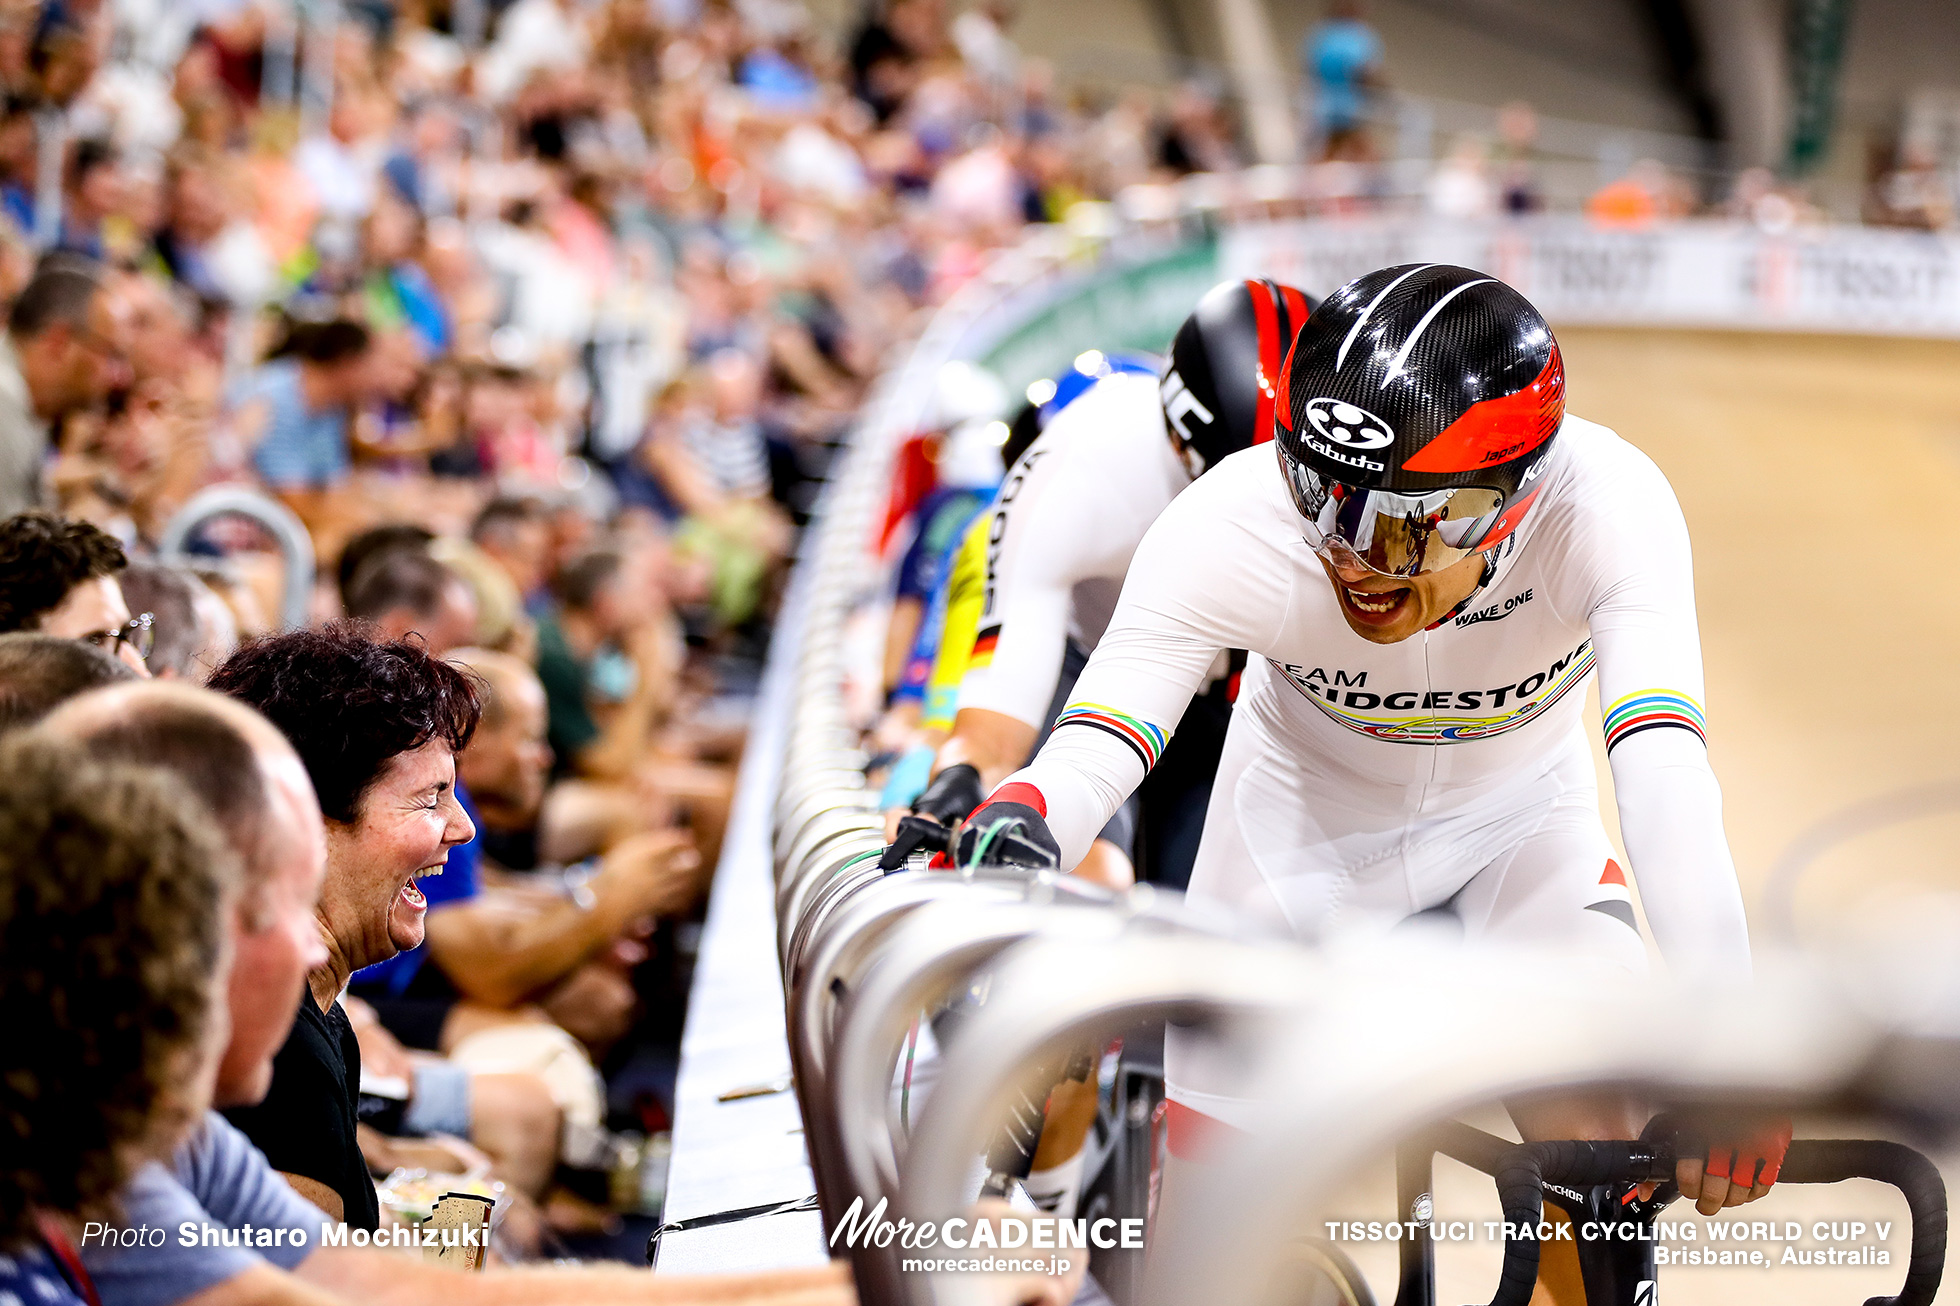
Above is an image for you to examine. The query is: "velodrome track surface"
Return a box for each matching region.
[1328,327,1960,1305]
[1559,328,1960,948]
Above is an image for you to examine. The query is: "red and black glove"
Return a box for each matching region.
[1685,1118,1793,1213]
[953,785,1061,870]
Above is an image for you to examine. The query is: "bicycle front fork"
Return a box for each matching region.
[1539,1181,1669,1306]
[1391,1137,1671,1306]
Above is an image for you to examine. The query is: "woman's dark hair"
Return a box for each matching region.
[0,737,236,1251]
[0,510,127,633]
[206,621,480,824]
[266,315,372,365]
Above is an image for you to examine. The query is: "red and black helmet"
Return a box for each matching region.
[1273,264,1565,578]
[1161,278,1316,477]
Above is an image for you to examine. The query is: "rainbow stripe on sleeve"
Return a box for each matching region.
[1602,690,1706,753]
[1054,703,1170,773]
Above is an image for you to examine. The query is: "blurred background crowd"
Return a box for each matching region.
[0,0,1954,1288]
[0,0,1948,630]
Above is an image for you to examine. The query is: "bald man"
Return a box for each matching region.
[43,682,860,1306]
[41,682,328,1107]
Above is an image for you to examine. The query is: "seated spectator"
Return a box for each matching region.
[457,646,562,871]
[225,316,378,538]
[51,679,508,1285]
[118,559,237,681]
[430,533,530,656]
[207,626,568,1222]
[0,631,135,731]
[39,682,328,1113]
[345,545,480,655]
[47,273,217,544]
[58,138,124,260]
[336,524,518,656]
[536,545,680,782]
[334,520,435,604]
[0,509,151,673]
[534,541,737,866]
[0,259,132,519]
[469,493,553,608]
[0,735,239,1306]
[639,351,792,630]
[35,681,858,1303]
[50,686,507,1215]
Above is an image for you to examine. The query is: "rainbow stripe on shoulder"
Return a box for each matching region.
[1602,689,1706,752]
[1054,703,1170,773]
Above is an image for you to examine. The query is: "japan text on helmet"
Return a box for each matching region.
[1160,278,1317,477]
[1273,264,1565,578]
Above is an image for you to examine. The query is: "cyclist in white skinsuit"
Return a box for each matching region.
[961,266,1788,1238]
[902,280,1315,893]
[1004,414,1740,979]
[885,281,1314,1223]
[956,368,1174,731]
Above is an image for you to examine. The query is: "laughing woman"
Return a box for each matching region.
[208,623,481,1228]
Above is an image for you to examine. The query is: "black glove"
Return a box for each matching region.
[877,812,953,871]
[876,764,988,871]
[953,801,1061,870]
[912,762,986,824]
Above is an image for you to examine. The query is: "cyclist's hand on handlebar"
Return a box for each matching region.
[878,812,952,870]
[954,797,1061,869]
[1678,1118,1793,1214]
[913,762,986,825]
[876,765,989,870]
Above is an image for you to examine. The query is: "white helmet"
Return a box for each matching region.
[929,360,1009,430]
[936,416,1007,490]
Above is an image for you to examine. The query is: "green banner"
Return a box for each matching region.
[981,241,1221,397]
[1786,0,1854,176]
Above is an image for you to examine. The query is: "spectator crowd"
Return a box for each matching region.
[0,0,1161,1299]
[3,0,1955,1298]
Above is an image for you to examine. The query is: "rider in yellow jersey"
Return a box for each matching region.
[921,509,992,736]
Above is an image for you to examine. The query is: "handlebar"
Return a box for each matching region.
[1403,1123,1946,1306]
[878,813,952,869]
[1774,1141,1946,1306]
[878,815,1059,873]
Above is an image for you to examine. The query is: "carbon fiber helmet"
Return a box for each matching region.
[1273,264,1565,577]
[1161,278,1316,477]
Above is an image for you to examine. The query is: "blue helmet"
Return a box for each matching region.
[1032,349,1159,426]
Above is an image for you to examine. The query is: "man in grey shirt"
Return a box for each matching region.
[44,683,861,1306]
[87,1114,330,1306]
[0,258,134,518]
